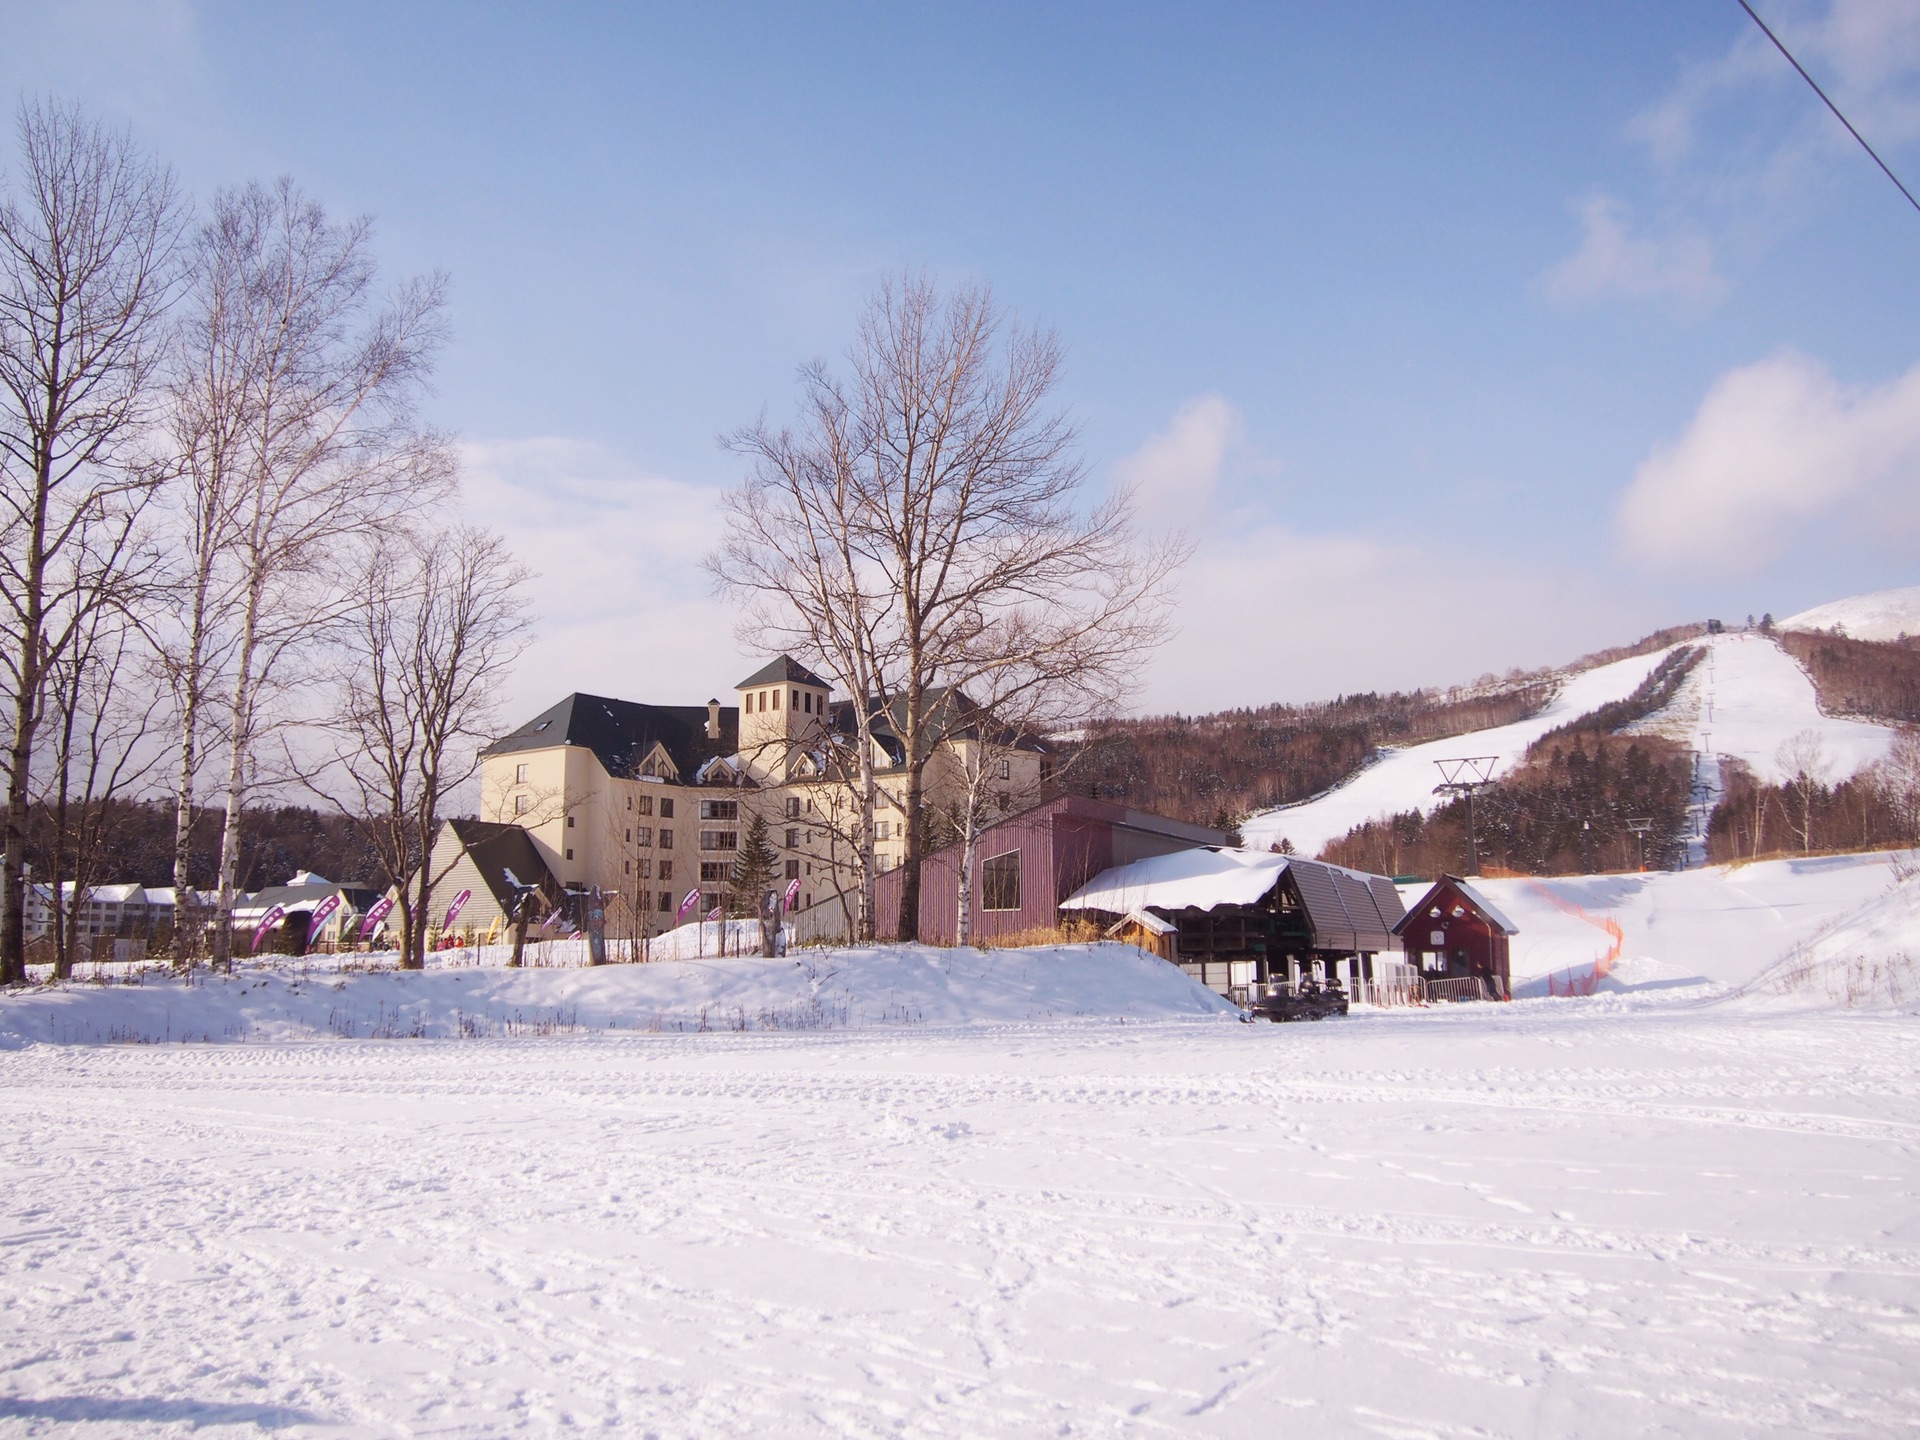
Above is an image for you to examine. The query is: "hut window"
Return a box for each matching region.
[981,850,1021,911]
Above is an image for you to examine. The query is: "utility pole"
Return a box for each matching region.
[1433,757,1498,875]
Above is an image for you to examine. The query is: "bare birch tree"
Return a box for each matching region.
[714,389,896,939]
[0,100,182,984]
[309,526,529,970]
[714,274,1184,941]
[178,179,451,969]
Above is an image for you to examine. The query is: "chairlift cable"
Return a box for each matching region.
[1735,0,1920,220]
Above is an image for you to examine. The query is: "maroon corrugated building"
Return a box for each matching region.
[872,795,1225,945]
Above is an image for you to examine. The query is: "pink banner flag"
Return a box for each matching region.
[305,893,341,946]
[783,877,802,908]
[675,887,700,921]
[443,888,472,929]
[250,905,285,953]
[358,895,395,939]
[705,905,723,922]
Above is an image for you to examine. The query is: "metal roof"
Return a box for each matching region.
[735,655,831,690]
[482,692,740,779]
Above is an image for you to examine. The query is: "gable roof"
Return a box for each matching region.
[445,819,561,907]
[1061,850,1405,952]
[482,693,739,779]
[736,655,831,690]
[1392,875,1520,937]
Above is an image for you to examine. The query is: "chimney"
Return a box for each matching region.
[706,698,722,741]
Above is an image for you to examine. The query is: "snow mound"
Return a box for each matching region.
[0,942,1236,1046]
[1745,863,1920,1010]
[1780,585,1920,642]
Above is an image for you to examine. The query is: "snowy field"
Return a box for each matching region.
[1243,631,1894,857]
[2,1000,1917,1438]
[4,861,1917,1435]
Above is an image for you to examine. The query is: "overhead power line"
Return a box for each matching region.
[1736,0,1920,220]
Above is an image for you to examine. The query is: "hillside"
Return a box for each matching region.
[1781,584,1920,642]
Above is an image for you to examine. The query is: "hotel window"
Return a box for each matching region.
[660,798,674,818]
[637,858,653,879]
[786,828,799,848]
[659,860,672,881]
[700,861,729,882]
[998,758,1011,780]
[624,860,631,875]
[700,799,738,821]
[660,829,673,848]
[700,830,738,851]
[514,793,530,815]
[566,815,575,828]
[635,827,652,846]
[636,795,653,816]
[785,859,800,880]
[565,848,574,861]
[516,763,530,783]
[875,820,890,841]
[658,891,672,912]
[786,796,801,818]
[625,829,631,843]
[772,689,780,711]
[981,850,1021,911]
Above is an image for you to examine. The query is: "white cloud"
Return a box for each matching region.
[1619,351,1920,573]
[1631,1,1920,167]
[1134,524,1638,714]
[1539,195,1726,306]
[1110,394,1245,531]
[457,438,743,725]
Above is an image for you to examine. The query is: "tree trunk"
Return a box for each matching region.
[212,586,261,971]
[955,811,978,949]
[0,467,47,987]
[171,586,207,963]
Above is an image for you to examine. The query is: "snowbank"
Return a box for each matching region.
[1745,866,1920,1010]
[0,941,1235,1046]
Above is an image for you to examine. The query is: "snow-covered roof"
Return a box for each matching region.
[1106,908,1177,938]
[1061,848,1289,914]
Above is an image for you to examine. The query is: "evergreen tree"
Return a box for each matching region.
[730,811,778,911]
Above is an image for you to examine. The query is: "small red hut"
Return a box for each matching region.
[1392,876,1517,1000]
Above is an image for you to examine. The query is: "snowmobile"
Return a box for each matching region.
[1250,980,1348,1023]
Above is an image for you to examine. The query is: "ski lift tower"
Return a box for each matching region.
[1433,757,1499,875]
[1626,817,1654,871]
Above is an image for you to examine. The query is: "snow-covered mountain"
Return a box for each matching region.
[1780,584,1920,641]
[1242,616,1901,859]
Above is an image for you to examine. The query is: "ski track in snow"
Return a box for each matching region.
[2,1006,1917,1438]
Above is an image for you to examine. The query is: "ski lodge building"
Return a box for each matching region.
[453,656,1056,943]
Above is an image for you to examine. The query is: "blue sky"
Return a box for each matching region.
[7,1,1919,716]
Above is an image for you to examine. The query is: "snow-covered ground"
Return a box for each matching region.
[1245,631,1895,859]
[1782,583,1920,642]
[1457,849,1912,993]
[0,942,1234,1047]
[2,1002,1916,1437]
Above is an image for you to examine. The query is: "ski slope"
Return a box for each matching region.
[1452,849,1910,995]
[1245,632,1896,859]
[1628,630,1893,784]
[1242,646,1676,856]
[1782,583,1920,641]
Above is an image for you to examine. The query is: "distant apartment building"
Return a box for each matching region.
[457,656,1054,941]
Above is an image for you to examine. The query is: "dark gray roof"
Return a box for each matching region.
[825,686,1053,772]
[1286,858,1406,953]
[244,882,382,912]
[737,655,830,689]
[446,819,561,907]
[482,693,739,779]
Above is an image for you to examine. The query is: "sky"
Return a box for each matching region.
[5,0,1920,721]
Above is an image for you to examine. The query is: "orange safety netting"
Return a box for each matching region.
[1524,880,1624,997]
